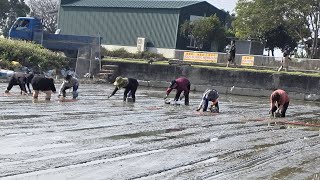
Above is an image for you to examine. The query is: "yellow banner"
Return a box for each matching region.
[183,52,218,63]
[241,56,255,66]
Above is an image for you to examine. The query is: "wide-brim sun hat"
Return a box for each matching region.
[114,76,128,88]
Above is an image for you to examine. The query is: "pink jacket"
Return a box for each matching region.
[270,89,289,109]
[166,77,190,95]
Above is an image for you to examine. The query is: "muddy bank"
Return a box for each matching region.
[103,60,320,101]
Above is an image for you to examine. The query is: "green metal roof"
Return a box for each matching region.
[61,0,203,9]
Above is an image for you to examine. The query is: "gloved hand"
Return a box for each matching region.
[5,90,9,93]
[196,108,200,111]
[107,95,111,99]
[163,95,168,99]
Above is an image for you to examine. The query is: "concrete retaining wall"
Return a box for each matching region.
[174,50,320,71]
[103,61,320,101]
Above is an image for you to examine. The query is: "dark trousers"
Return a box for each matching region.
[6,82,27,94]
[271,102,289,117]
[124,86,138,102]
[174,83,190,105]
[62,84,79,98]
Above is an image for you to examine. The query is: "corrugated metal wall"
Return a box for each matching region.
[235,40,265,55]
[58,7,180,48]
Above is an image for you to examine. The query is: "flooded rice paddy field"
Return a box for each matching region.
[0,83,319,180]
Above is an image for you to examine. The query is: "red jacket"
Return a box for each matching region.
[166,77,190,95]
[270,89,289,109]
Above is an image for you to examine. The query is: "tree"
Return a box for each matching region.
[0,0,29,37]
[233,0,319,58]
[0,0,10,34]
[233,0,278,39]
[180,15,226,51]
[284,0,319,58]
[28,0,59,33]
[264,25,298,56]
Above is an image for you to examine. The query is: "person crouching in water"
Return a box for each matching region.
[269,89,289,117]
[196,89,219,113]
[165,77,191,105]
[108,76,139,102]
[58,74,79,100]
[31,76,56,101]
[5,73,28,95]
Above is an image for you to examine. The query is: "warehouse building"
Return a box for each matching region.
[58,0,228,58]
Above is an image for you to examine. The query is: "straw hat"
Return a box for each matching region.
[113,76,128,88]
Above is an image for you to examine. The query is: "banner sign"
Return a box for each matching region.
[241,56,255,66]
[183,52,218,63]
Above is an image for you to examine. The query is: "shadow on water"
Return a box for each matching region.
[63,111,103,116]
[271,167,304,179]
[253,140,292,150]
[108,128,186,140]
[169,138,211,149]
[141,132,196,143]
[0,99,31,104]
[0,114,46,120]
[65,125,121,132]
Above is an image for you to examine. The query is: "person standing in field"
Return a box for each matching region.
[278,45,291,72]
[227,40,236,67]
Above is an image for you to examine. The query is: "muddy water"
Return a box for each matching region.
[0,83,319,180]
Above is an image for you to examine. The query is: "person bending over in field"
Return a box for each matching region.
[269,89,289,117]
[196,89,219,113]
[31,76,56,101]
[108,76,139,102]
[58,74,79,100]
[164,77,191,105]
[5,73,29,95]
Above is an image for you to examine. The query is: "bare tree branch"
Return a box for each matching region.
[27,0,59,33]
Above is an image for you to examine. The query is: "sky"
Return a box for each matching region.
[207,0,238,13]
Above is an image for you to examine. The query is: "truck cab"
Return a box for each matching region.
[9,17,43,41]
[8,17,101,58]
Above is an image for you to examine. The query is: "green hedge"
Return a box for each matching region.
[101,48,168,61]
[0,38,67,71]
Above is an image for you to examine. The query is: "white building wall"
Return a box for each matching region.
[101,44,176,59]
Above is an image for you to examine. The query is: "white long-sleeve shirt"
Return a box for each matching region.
[198,89,219,109]
[59,77,78,94]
